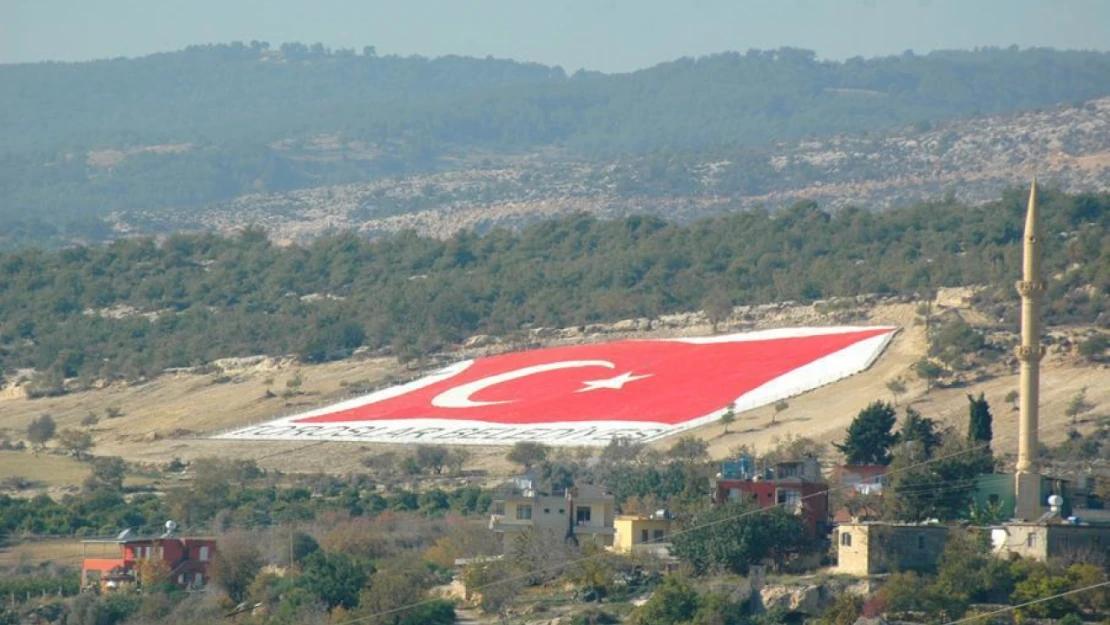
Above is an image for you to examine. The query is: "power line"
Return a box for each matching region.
[941,580,1110,625]
[333,410,1086,625]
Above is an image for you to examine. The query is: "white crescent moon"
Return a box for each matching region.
[431,360,615,409]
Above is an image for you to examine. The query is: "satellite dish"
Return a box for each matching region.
[1047,495,1063,509]
[116,528,133,541]
[161,520,179,538]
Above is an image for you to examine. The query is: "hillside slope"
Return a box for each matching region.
[1,294,1104,479]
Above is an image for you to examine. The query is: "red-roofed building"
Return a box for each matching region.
[81,535,217,591]
[712,458,830,537]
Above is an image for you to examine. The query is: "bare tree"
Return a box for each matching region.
[885,378,907,406]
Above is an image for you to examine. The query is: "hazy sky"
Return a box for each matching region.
[4,0,1108,72]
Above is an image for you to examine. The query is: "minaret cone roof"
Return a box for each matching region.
[1025,178,1041,243]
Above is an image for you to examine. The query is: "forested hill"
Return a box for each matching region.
[5,44,1110,156]
[0,188,1105,393]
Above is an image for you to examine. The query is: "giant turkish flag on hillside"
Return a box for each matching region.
[219,326,897,446]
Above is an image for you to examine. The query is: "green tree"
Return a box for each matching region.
[506,441,549,471]
[1065,562,1109,615]
[1064,386,1094,424]
[670,500,812,574]
[414,445,450,475]
[899,407,941,460]
[211,530,264,603]
[967,393,993,449]
[912,359,945,390]
[1011,565,1076,619]
[887,438,995,522]
[719,409,736,434]
[84,456,126,492]
[835,401,899,465]
[356,554,438,624]
[291,531,320,566]
[666,435,709,463]
[1004,389,1019,411]
[1076,333,1108,361]
[629,575,700,625]
[931,530,1013,616]
[56,428,94,459]
[462,559,522,618]
[26,414,57,448]
[772,399,789,425]
[702,289,733,334]
[820,593,863,625]
[298,551,371,611]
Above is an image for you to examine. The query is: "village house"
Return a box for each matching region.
[489,475,616,547]
[991,521,1110,563]
[81,530,217,591]
[610,512,675,560]
[833,522,950,576]
[712,457,830,537]
[831,464,889,495]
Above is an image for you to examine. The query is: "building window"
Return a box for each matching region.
[641,529,649,543]
[194,573,204,586]
[653,529,665,541]
[516,505,533,520]
[841,533,852,547]
[199,546,210,562]
[917,535,925,550]
[776,489,802,507]
[543,508,550,514]
[558,508,565,514]
[1026,533,1037,548]
[576,506,592,524]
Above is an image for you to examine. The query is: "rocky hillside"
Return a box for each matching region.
[123,98,1110,242]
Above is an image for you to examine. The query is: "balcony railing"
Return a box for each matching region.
[488,514,535,531]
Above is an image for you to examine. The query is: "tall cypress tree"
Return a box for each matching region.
[967,393,993,450]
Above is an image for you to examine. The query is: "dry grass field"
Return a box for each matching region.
[0,451,90,488]
[0,296,1105,479]
[0,539,85,568]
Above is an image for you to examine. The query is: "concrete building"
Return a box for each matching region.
[973,473,1072,520]
[81,534,217,591]
[611,513,675,559]
[489,478,616,547]
[833,523,950,576]
[991,522,1110,563]
[831,464,889,495]
[713,458,830,537]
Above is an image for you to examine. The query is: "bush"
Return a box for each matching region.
[571,608,620,625]
[820,593,863,625]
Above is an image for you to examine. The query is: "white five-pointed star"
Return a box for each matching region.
[575,371,653,393]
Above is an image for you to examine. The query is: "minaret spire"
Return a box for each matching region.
[1014,178,1045,520]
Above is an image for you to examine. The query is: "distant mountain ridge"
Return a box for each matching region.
[125,97,1110,242]
[5,44,1110,156]
[3,43,1110,247]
